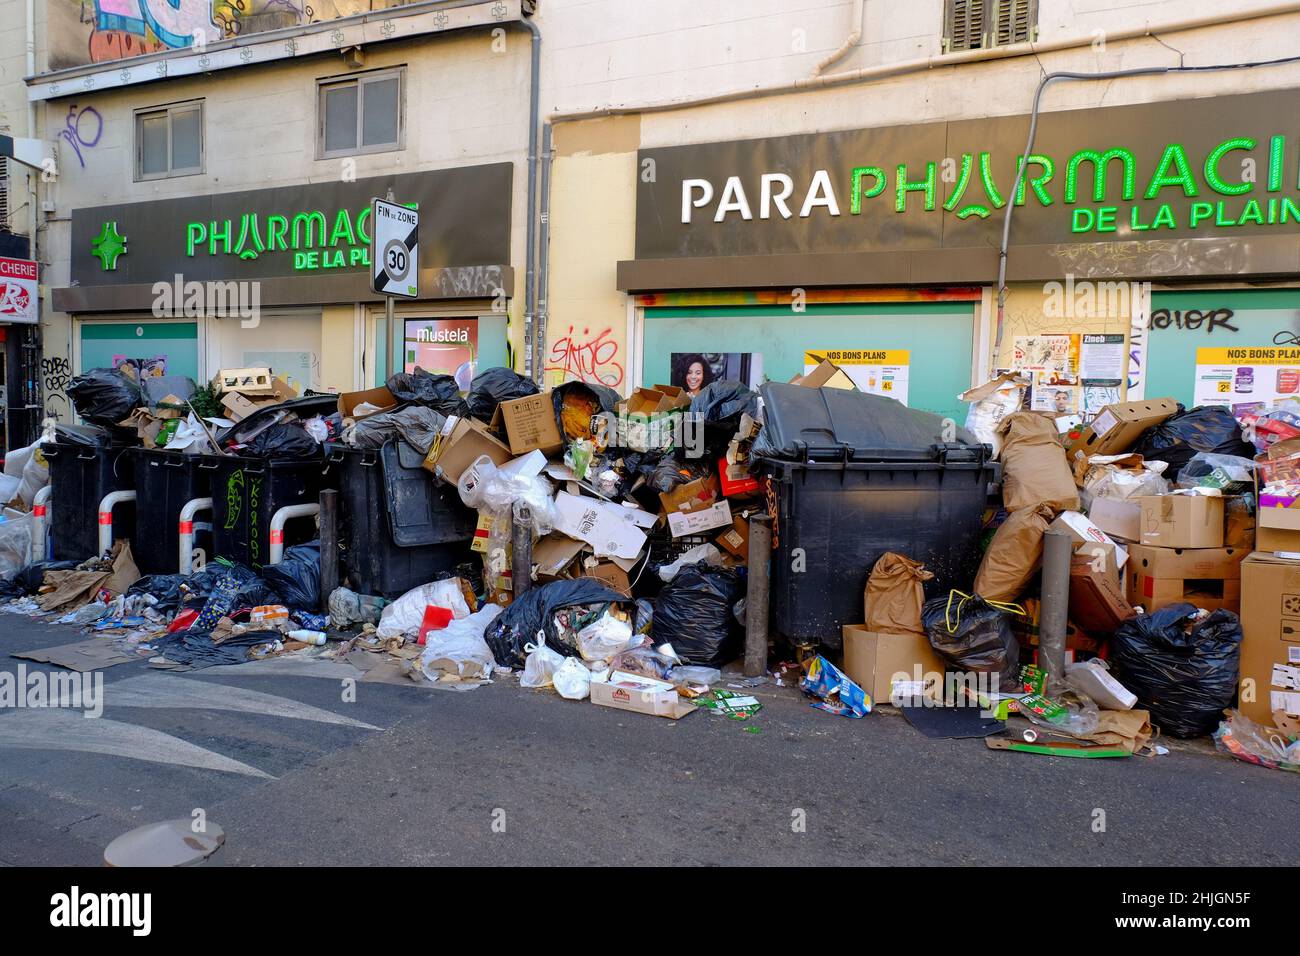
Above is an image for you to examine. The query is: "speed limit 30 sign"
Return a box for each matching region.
[371,198,419,298]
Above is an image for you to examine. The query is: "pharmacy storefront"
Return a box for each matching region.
[53,165,513,407]
[617,87,1300,421]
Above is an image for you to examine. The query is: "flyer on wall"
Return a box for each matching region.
[804,350,909,404]
[1194,346,1300,411]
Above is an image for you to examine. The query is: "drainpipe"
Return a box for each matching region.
[535,122,553,381]
[814,0,864,76]
[518,14,542,381]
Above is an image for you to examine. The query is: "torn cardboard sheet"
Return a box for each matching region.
[13,639,136,671]
[553,492,650,559]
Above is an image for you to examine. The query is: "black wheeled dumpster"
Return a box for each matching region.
[130,448,213,576]
[203,453,329,570]
[752,383,998,650]
[327,439,476,601]
[42,430,137,561]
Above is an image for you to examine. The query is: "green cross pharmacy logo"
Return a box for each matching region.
[91,221,128,271]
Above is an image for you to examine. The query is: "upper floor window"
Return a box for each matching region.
[135,101,203,181]
[944,0,1038,52]
[318,69,404,158]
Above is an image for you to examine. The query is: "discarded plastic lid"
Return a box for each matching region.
[104,819,226,867]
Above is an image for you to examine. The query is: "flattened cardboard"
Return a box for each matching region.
[1138,494,1224,549]
[492,392,565,456]
[715,514,750,558]
[12,639,135,671]
[1068,554,1136,632]
[590,678,695,719]
[531,533,583,580]
[795,358,857,390]
[666,500,733,538]
[553,492,649,559]
[338,385,398,419]
[1065,398,1178,458]
[422,416,513,484]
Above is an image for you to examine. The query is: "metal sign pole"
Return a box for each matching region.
[386,294,396,378]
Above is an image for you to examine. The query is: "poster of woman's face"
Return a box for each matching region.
[670,352,763,397]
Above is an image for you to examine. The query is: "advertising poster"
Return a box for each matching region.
[1194,346,1300,409]
[803,350,909,403]
[671,352,764,397]
[405,318,478,390]
[1013,334,1079,378]
[0,257,38,324]
[1079,333,1127,381]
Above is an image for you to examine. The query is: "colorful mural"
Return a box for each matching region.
[48,0,389,71]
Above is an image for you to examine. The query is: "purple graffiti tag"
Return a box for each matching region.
[59,104,103,168]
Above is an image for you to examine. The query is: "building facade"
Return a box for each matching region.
[4,0,1300,439]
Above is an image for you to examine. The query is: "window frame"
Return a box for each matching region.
[317,67,406,160]
[943,0,1038,53]
[133,100,205,182]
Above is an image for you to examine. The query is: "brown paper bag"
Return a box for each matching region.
[973,503,1054,602]
[1084,709,1153,753]
[863,552,934,636]
[997,412,1079,513]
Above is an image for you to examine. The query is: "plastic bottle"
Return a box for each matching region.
[287,629,327,646]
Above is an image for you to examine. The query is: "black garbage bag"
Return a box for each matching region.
[141,375,197,408]
[130,561,276,615]
[484,577,628,668]
[465,367,539,424]
[922,591,1021,692]
[66,368,143,426]
[151,628,283,670]
[652,563,744,667]
[261,541,321,611]
[1110,603,1242,738]
[0,560,78,599]
[386,368,466,417]
[52,423,115,448]
[242,422,321,459]
[644,454,711,494]
[551,380,620,443]
[1132,405,1255,482]
[689,380,759,455]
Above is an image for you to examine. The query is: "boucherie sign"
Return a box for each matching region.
[633,87,1300,263]
[0,256,38,323]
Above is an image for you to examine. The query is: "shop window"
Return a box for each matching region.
[134,101,204,181]
[943,0,1037,52]
[318,69,404,158]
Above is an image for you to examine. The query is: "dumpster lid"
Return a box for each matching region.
[753,382,986,463]
[382,439,457,547]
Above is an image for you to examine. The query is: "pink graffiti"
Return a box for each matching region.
[546,325,624,388]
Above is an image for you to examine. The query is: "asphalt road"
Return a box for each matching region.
[1,613,1297,867]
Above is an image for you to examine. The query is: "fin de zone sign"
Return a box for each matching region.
[371,199,419,298]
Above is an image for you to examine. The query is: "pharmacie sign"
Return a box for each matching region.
[628,87,1300,282]
[66,165,511,290]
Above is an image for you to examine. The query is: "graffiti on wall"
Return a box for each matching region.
[49,0,395,70]
[41,356,72,423]
[544,324,625,389]
[58,104,103,168]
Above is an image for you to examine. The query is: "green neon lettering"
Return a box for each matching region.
[186,222,206,256]
[1152,203,1176,229]
[356,207,372,245]
[1014,154,1055,206]
[895,162,936,212]
[291,210,327,249]
[942,154,974,213]
[1269,135,1285,192]
[329,209,358,247]
[208,219,231,255]
[1065,148,1136,202]
[849,166,886,214]
[1190,201,1214,227]
[1144,143,1199,199]
[1238,199,1264,225]
[267,215,289,251]
[234,213,265,261]
[1280,197,1300,223]
[1203,137,1255,196]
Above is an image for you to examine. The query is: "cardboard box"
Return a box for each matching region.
[1087,495,1141,543]
[615,386,690,452]
[715,514,750,559]
[841,626,945,703]
[667,500,733,538]
[1069,553,1136,632]
[1238,552,1300,724]
[213,366,276,394]
[1225,495,1256,550]
[1013,599,1101,652]
[794,358,857,390]
[422,416,514,484]
[590,678,695,719]
[218,376,298,422]
[1138,494,1224,549]
[531,533,583,581]
[553,491,649,559]
[1048,511,1128,569]
[1065,398,1178,458]
[581,558,631,593]
[1125,543,1247,613]
[717,456,760,497]
[338,385,398,419]
[492,392,565,456]
[659,474,719,515]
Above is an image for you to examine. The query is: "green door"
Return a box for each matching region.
[643,303,975,422]
[80,320,200,382]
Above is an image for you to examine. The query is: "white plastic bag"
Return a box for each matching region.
[657,543,724,582]
[576,613,637,662]
[520,636,566,689]
[12,443,48,508]
[553,656,592,700]
[0,512,34,579]
[420,603,503,682]
[377,578,472,640]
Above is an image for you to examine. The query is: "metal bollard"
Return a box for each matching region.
[744,514,773,678]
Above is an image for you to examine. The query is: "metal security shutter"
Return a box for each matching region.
[993,0,1038,46]
[0,156,9,233]
[944,0,986,51]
